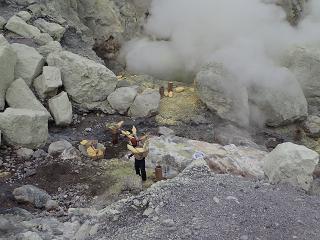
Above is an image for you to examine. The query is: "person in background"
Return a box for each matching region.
[128,138,146,182]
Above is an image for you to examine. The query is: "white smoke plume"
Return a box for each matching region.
[119,0,320,85]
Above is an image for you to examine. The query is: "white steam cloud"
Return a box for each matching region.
[120,0,320,85]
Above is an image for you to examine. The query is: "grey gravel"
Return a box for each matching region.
[92,160,320,240]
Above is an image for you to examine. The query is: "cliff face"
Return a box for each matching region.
[276,0,308,26]
[4,0,149,66]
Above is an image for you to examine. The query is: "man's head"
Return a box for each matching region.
[131,138,138,147]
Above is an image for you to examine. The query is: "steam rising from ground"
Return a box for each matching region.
[120,0,320,86]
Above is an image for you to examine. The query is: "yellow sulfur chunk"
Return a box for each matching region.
[117,121,124,128]
[142,140,150,152]
[168,91,173,98]
[127,144,139,153]
[97,149,104,156]
[189,88,195,92]
[132,126,137,134]
[80,140,89,145]
[175,87,185,93]
[136,147,146,153]
[87,147,97,156]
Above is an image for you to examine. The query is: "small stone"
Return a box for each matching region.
[213,197,220,203]
[133,199,140,207]
[240,235,249,240]
[45,200,59,211]
[143,208,154,216]
[161,219,175,227]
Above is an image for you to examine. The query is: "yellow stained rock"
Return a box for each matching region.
[168,91,173,98]
[189,88,195,92]
[175,87,185,93]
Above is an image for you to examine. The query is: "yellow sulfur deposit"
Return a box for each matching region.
[168,91,173,98]
[80,140,89,145]
[175,87,185,93]
[97,148,104,156]
[87,146,97,156]
[127,144,139,153]
[189,88,195,92]
[132,126,137,134]
[117,121,124,128]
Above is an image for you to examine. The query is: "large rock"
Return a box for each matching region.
[13,185,51,208]
[0,34,16,110]
[33,18,65,41]
[128,88,160,118]
[263,142,319,191]
[5,78,52,119]
[16,11,31,22]
[107,87,137,114]
[145,135,267,178]
[248,68,308,127]
[48,140,73,156]
[0,108,48,149]
[303,115,320,138]
[37,41,63,58]
[48,91,73,126]
[195,62,249,127]
[277,0,306,26]
[34,66,62,99]
[282,43,320,105]
[119,175,143,194]
[11,43,45,86]
[5,15,40,38]
[34,33,54,45]
[47,51,117,104]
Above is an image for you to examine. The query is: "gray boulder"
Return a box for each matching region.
[45,200,59,211]
[303,115,320,138]
[248,68,307,127]
[120,175,143,194]
[263,142,319,191]
[34,33,54,45]
[128,88,161,118]
[195,62,249,127]
[6,78,52,119]
[13,185,51,208]
[11,43,45,86]
[16,231,43,240]
[48,140,72,156]
[5,15,40,38]
[33,66,62,99]
[33,18,65,41]
[48,91,73,126]
[158,126,175,136]
[47,51,117,104]
[37,41,62,58]
[282,43,320,105]
[16,11,31,22]
[0,108,48,149]
[0,34,16,110]
[17,148,34,161]
[107,87,137,114]
[0,216,13,235]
